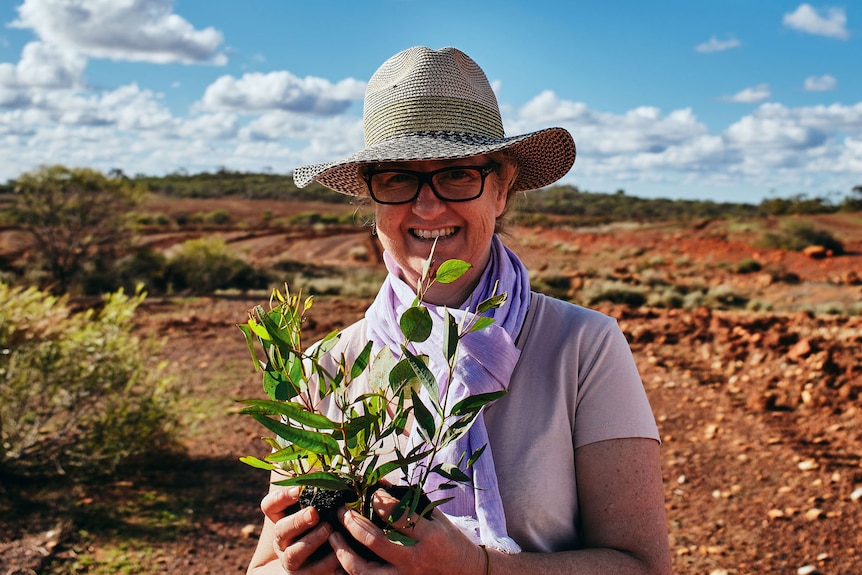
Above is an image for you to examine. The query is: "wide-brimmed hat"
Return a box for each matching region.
[293,46,576,195]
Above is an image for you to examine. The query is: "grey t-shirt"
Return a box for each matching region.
[311,292,659,552]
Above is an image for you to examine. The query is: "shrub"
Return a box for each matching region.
[203,209,232,226]
[759,220,844,254]
[736,258,762,274]
[0,284,179,479]
[165,237,267,293]
[582,280,646,307]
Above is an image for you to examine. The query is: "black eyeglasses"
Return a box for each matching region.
[363,165,497,205]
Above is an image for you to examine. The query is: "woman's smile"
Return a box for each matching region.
[410,226,458,240]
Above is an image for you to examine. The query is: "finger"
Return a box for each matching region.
[338,506,406,567]
[261,485,301,523]
[274,505,322,546]
[371,489,421,531]
[329,530,388,574]
[283,522,338,572]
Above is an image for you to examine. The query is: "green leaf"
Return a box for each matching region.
[389,357,420,393]
[237,323,263,369]
[274,471,353,492]
[403,348,438,403]
[440,411,481,446]
[265,445,305,463]
[369,345,397,392]
[435,259,472,284]
[410,388,436,438]
[399,306,433,343]
[368,450,430,485]
[385,530,419,546]
[449,390,507,416]
[260,308,300,354]
[443,311,459,362]
[476,292,507,313]
[239,455,277,471]
[315,329,341,356]
[240,399,337,430]
[349,341,374,379]
[262,367,291,401]
[468,316,495,334]
[466,444,487,468]
[250,414,339,455]
[432,462,471,483]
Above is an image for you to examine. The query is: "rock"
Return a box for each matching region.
[787,338,813,362]
[803,245,827,259]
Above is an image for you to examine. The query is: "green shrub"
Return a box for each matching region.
[759,220,844,254]
[0,284,179,479]
[702,284,749,309]
[203,209,232,226]
[582,280,646,307]
[165,237,267,293]
[736,258,762,274]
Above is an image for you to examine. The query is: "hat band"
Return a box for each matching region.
[364,96,504,147]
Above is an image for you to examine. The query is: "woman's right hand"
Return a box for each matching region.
[250,485,342,574]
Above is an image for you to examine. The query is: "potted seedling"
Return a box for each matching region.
[238,253,507,559]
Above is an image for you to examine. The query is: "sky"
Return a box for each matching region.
[0,0,860,204]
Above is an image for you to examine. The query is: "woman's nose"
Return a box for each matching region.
[412,182,446,216]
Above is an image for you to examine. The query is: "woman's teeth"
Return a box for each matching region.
[413,227,456,240]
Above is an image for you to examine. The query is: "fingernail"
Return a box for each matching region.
[287,486,301,497]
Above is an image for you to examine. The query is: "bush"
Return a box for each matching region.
[203,209,232,226]
[759,220,844,254]
[736,258,762,274]
[0,284,179,479]
[582,280,646,307]
[165,237,267,293]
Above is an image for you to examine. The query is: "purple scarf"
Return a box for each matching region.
[365,234,529,553]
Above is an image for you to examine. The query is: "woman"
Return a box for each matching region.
[248,46,671,575]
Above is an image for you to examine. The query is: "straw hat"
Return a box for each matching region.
[293,46,576,195]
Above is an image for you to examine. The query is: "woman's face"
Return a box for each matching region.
[372,155,509,306]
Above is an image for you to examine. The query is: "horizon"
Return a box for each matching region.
[0,1,859,203]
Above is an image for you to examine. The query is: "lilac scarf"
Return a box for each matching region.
[365,234,529,553]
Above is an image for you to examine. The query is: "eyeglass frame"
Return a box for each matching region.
[362,164,498,205]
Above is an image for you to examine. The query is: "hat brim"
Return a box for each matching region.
[293,127,575,196]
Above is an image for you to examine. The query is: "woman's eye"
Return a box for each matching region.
[440,169,473,182]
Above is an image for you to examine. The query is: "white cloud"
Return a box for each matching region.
[804,74,837,91]
[199,71,366,115]
[15,41,86,88]
[783,3,849,40]
[695,36,741,53]
[723,84,771,103]
[10,0,227,64]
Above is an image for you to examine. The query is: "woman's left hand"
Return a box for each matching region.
[328,489,485,575]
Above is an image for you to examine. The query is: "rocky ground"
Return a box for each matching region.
[1,204,861,574]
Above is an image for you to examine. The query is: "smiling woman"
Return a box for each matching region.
[248,45,672,575]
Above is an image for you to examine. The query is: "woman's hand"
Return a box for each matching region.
[249,485,342,574]
[328,488,485,575]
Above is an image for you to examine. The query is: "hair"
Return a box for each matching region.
[487,150,520,233]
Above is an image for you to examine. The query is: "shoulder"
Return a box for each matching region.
[520,292,619,344]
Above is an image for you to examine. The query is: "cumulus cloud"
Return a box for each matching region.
[804,74,837,91]
[783,4,849,39]
[723,84,771,103]
[199,71,366,115]
[10,0,227,64]
[695,35,742,53]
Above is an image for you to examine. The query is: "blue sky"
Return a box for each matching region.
[0,0,859,203]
